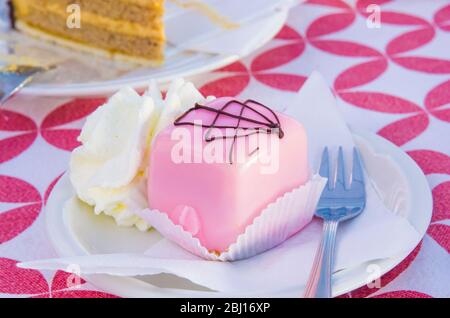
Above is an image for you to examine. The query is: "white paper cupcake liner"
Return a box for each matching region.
[137,174,327,261]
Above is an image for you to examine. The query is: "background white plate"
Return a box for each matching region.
[44,131,432,297]
[4,9,288,98]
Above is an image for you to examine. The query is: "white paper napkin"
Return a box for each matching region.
[19,72,421,296]
[165,0,296,55]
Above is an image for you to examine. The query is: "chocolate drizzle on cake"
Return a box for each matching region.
[174,99,284,164]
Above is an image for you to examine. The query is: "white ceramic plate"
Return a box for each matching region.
[44,131,432,297]
[4,9,288,98]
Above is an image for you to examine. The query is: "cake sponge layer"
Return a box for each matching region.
[26,0,164,25]
[16,11,164,62]
[12,0,165,63]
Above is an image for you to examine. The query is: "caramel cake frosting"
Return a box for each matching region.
[10,0,165,65]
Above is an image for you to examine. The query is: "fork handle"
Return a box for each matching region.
[304,220,339,298]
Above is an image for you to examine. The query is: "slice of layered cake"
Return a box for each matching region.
[10,0,165,65]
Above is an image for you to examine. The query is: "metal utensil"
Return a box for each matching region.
[304,147,366,298]
[0,64,52,105]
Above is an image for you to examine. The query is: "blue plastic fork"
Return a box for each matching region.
[304,147,366,298]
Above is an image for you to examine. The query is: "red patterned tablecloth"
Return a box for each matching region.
[0,0,449,298]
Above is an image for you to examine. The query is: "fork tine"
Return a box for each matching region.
[308,146,367,298]
[335,146,346,189]
[319,147,332,188]
[351,147,364,184]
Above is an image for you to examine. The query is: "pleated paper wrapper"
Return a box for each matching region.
[136,174,327,261]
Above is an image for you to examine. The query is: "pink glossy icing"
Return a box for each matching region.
[148,98,309,252]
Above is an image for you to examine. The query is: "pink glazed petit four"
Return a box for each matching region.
[147,98,309,252]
